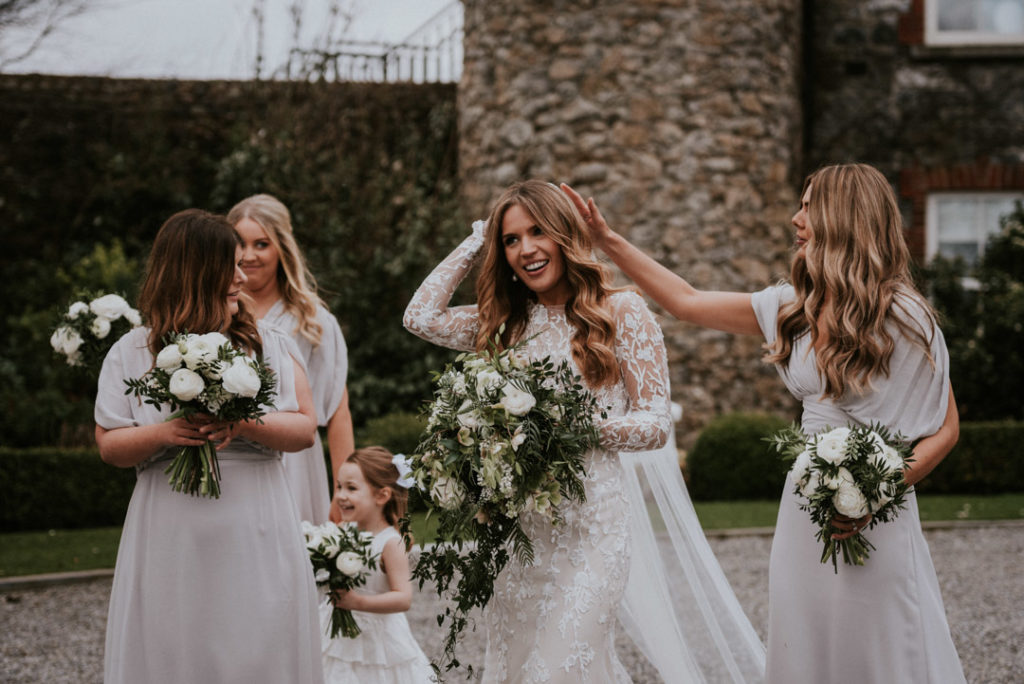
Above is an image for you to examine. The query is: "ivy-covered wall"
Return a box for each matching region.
[0,75,466,447]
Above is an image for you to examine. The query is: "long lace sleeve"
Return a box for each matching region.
[402,221,486,352]
[598,292,672,451]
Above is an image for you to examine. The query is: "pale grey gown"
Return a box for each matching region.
[404,231,672,683]
[96,324,324,684]
[751,284,966,684]
[264,300,348,524]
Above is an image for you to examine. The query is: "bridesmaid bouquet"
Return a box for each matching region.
[50,292,142,372]
[124,332,277,498]
[767,423,915,572]
[302,520,378,638]
[406,332,603,670]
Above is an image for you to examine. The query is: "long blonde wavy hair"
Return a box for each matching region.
[764,163,936,398]
[227,194,325,346]
[475,180,623,388]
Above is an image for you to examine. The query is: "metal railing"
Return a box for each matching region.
[287,1,464,83]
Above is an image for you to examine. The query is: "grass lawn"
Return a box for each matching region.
[2,493,1021,578]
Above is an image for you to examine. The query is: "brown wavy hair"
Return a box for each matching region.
[227,194,324,346]
[475,180,623,387]
[138,209,262,357]
[346,446,409,528]
[764,163,936,398]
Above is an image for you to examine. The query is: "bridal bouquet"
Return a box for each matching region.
[767,423,914,572]
[407,334,603,670]
[302,520,378,638]
[50,293,142,371]
[124,332,277,498]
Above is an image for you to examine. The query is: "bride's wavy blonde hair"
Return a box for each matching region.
[764,163,936,398]
[227,194,325,346]
[475,181,623,388]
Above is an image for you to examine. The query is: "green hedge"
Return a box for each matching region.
[685,414,1024,501]
[0,447,136,532]
[685,412,791,501]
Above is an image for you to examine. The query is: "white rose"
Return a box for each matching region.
[50,326,84,363]
[90,316,112,339]
[67,301,90,318]
[221,357,261,398]
[155,344,183,371]
[124,308,142,327]
[476,368,504,398]
[798,469,821,499]
[815,427,851,465]
[457,408,482,429]
[880,445,904,475]
[431,477,464,510]
[834,480,869,518]
[823,466,854,491]
[335,551,364,577]
[169,367,205,401]
[789,449,813,483]
[498,384,536,416]
[89,294,131,320]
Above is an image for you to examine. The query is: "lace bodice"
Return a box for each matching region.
[403,227,672,453]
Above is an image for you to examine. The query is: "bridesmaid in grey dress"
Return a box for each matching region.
[95,209,324,684]
[563,163,966,683]
[229,194,354,524]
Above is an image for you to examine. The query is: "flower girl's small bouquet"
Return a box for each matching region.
[50,293,142,372]
[124,332,277,499]
[767,422,915,572]
[407,333,603,670]
[302,520,378,638]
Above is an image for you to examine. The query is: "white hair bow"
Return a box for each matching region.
[392,453,416,489]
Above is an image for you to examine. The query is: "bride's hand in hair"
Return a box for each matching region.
[560,183,614,249]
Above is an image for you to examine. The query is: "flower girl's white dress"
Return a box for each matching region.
[320,526,436,683]
[95,324,323,684]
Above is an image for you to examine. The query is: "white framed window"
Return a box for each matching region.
[926,192,1024,266]
[926,0,1024,45]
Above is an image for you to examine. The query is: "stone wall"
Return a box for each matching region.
[458,0,805,445]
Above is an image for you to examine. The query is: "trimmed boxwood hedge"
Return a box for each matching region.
[4,419,1022,532]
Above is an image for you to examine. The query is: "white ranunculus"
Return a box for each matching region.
[198,332,230,351]
[834,480,869,518]
[67,301,90,318]
[182,337,218,369]
[498,384,536,416]
[51,326,84,361]
[431,477,464,510]
[823,466,854,491]
[799,469,821,499]
[314,568,330,583]
[90,316,112,339]
[476,368,504,398]
[155,343,183,371]
[300,520,316,536]
[880,445,904,474]
[790,449,813,482]
[204,360,230,381]
[89,294,131,320]
[815,427,851,465]
[335,551,364,577]
[305,531,324,551]
[169,367,205,401]
[124,308,142,327]
[221,357,261,397]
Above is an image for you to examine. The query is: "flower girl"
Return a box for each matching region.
[322,446,436,684]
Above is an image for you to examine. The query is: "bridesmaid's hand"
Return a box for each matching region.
[198,418,242,451]
[330,589,362,611]
[162,415,214,448]
[560,183,614,249]
[830,513,872,540]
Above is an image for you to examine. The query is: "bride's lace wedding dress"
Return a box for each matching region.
[404,226,672,683]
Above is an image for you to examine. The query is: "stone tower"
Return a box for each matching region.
[459,0,804,445]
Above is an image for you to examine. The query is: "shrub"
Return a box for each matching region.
[685,412,792,501]
[914,421,1024,495]
[355,411,428,456]
[0,448,136,532]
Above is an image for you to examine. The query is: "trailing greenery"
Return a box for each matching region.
[685,412,791,501]
[919,201,1024,422]
[0,78,465,448]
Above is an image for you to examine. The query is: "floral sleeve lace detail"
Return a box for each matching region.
[595,292,672,452]
[402,222,487,352]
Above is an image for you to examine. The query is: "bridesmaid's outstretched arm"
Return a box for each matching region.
[561,183,761,336]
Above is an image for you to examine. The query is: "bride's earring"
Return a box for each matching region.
[512,273,518,282]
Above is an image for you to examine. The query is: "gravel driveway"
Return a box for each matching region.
[2,522,1022,683]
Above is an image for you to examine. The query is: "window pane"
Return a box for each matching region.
[936,0,1024,33]
[938,241,981,264]
[936,200,977,241]
[938,0,977,31]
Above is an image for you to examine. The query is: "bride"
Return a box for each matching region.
[404,180,764,683]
